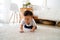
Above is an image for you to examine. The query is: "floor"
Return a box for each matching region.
[0,23,60,40]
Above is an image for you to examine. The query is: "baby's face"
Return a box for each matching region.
[24,16,32,24]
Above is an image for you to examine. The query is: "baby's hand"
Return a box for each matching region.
[20,30,24,33]
[30,30,34,32]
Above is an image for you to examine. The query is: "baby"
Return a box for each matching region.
[20,10,37,33]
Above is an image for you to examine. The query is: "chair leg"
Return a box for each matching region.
[16,13,18,23]
[9,13,13,23]
[19,14,21,23]
[9,12,20,24]
[13,13,15,23]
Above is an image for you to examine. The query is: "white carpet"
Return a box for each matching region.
[0,24,60,40]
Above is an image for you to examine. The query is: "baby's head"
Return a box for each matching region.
[24,10,33,24]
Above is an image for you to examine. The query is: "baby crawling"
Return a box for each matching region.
[20,10,37,33]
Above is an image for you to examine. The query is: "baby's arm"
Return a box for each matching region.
[20,19,24,33]
[30,19,37,32]
[20,24,24,33]
[30,26,36,32]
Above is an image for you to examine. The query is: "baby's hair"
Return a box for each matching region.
[24,10,33,16]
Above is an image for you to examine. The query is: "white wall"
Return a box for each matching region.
[47,0,60,9]
[0,0,11,23]
[29,0,60,21]
[0,0,60,23]
[39,0,60,21]
[30,0,60,21]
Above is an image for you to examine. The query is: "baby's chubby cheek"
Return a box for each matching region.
[25,20,31,24]
[26,20,30,23]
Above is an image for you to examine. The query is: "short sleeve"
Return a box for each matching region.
[20,19,25,25]
[32,19,37,26]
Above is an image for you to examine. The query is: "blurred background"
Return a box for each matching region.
[0,0,60,24]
